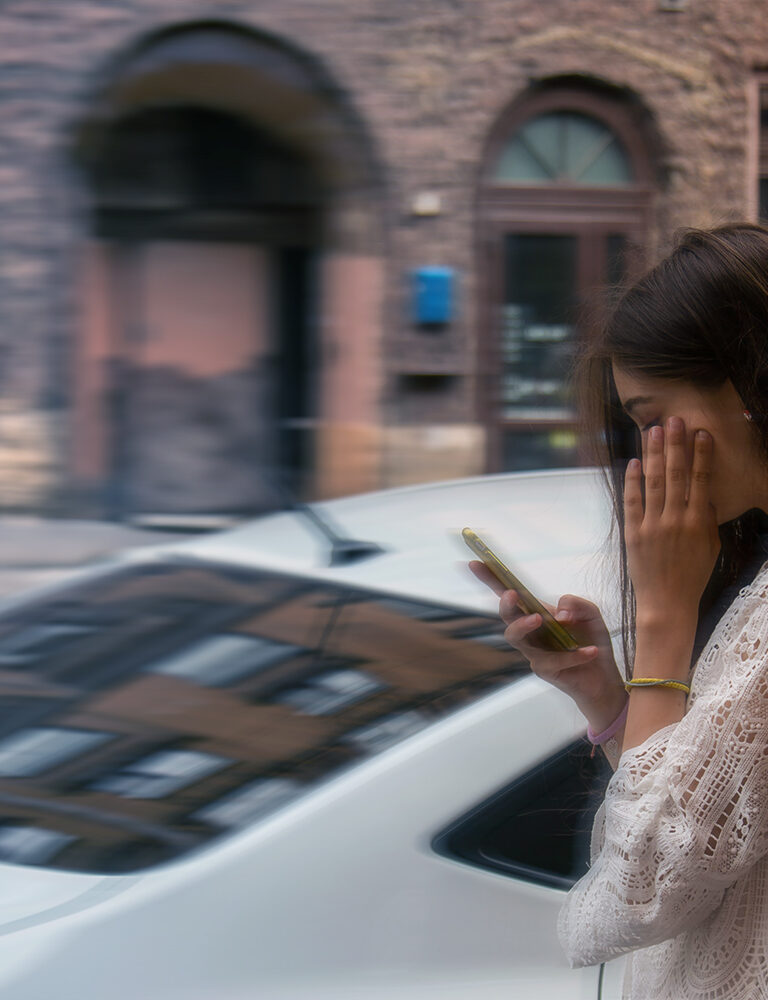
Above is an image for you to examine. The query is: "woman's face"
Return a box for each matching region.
[611,364,768,525]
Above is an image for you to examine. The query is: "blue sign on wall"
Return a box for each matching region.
[412,267,454,325]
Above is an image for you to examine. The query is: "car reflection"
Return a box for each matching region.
[0,559,526,873]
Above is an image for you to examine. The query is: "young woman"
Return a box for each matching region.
[471,223,768,999]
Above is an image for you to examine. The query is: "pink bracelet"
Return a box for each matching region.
[587,697,629,745]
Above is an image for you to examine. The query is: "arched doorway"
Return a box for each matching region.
[477,79,659,472]
[72,21,383,520]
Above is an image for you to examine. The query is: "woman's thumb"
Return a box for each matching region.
[556,594,600,622]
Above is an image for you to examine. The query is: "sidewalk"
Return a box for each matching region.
[0,517,193,599]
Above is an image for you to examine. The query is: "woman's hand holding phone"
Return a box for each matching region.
[468,560,627,736]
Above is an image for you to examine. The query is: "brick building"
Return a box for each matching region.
[0,0,765,517]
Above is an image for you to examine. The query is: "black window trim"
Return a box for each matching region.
[431,737,610,891]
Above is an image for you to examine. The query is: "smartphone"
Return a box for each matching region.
[462,527,580,652]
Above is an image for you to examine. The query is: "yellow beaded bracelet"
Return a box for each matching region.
[625,678,691,694]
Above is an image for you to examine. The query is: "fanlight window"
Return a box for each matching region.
[494,111,633,186]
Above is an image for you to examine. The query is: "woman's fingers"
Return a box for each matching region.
[503,613,542,647]
[500,588,557,621]
[505,634,599,676]
[687,429,714,514]
[470,561,600,663]
[627,418,707,526]
[468,560,507,598]
[644,423,666,518]
[555,594,608,634]
[499,588,524,623]
[468,561,559,620]
[469,564,539,629]
[504,615,591,654]
[664,415,687,509]
[624,457,643,535]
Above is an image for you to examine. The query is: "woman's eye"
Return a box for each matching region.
[641,420,661,433]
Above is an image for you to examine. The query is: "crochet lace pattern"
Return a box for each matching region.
[558,562,768,1000]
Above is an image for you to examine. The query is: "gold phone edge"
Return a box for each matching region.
[462,526,579,651]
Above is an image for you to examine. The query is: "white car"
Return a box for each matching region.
[0,469,627,999]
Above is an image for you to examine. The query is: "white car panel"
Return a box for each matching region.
[0,679,615,999]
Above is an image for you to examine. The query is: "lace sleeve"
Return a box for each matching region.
[558,587,768,967]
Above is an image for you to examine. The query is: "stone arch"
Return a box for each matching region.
[75,19,385,246]
[71,20,386,518]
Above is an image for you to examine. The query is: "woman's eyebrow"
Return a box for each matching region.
[622,394,655,415]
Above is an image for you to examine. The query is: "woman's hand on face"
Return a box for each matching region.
[625,417,721,626]
[468,561,626,732]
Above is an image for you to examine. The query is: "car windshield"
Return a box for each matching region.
[0,559,525,874]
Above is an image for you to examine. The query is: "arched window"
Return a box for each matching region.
[494,111,634,186]
[477,83,657,473]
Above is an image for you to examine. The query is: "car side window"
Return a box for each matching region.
[0,561,528,874]
[433,739,612,889]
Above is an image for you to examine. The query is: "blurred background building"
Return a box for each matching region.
[0,0,764,520]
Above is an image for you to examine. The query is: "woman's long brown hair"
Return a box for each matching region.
[578,223,768,673]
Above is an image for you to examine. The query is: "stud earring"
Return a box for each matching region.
[744,409,754,422]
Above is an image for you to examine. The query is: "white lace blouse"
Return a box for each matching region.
[558,561,768,1000]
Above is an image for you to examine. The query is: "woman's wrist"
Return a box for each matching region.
[635,604,699,634]
[587,698,629,744]
[623,612,697,751]
[633,612,697,679]
[581,685,629,735]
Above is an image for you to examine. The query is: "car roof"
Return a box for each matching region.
[162,467,619,628]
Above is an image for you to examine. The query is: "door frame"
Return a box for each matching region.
[475,82,657,474]
[476,216,648,473]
